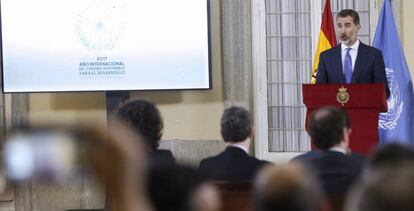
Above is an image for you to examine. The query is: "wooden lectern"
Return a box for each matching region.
[302,84,388,155]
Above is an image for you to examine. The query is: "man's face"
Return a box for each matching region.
[337,15,360,46]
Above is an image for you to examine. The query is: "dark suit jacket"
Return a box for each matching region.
[293,150,365,193]
[199,146,270,182]
[151,149,176,166]
[316,42,390,98]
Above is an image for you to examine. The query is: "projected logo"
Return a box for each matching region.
[75,0,125,51]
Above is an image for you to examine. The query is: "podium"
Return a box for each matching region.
[302,84,387,155]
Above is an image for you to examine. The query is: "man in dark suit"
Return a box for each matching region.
[316,9,390,98]
[199,106,270,182]
[293,107,365,194]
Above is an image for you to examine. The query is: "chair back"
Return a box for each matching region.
[214,181,253,211]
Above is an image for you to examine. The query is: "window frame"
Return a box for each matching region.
[252,0,379,163]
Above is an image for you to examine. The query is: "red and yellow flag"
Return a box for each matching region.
[311,0,337,83]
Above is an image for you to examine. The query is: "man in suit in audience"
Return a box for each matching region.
[316,9,389,98]
[117,99,175,166]
[293,107,365,194]
[344,143,414,211]
[199,106,270,182]
[346,162,414,211]
[367,143,414,169]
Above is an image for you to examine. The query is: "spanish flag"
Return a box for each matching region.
[311,0,337,83]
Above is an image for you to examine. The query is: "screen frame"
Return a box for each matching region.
[0,0,212,93]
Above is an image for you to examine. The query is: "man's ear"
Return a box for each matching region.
[249,128,254,139]
[347,128,352,136]
[343,128,352,143]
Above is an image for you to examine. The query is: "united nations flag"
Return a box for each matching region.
[373,0,414,144]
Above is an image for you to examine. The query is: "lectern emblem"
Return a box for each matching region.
[336,86,349,106]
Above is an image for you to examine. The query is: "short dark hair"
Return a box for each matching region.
[347,163,414,211]
[221,106,252,143]
[368,143,414,169]
[116,99,163,151]
[308,107,350,149]
[337,9,360,25]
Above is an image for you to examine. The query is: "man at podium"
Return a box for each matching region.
[316,9,390,98]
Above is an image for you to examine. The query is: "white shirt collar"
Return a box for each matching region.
[329,146,347,154]
[341,39,360,51]
[229,143,249,154]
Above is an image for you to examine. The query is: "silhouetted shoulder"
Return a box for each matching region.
[198,147,271,182]
[151,149,176,166]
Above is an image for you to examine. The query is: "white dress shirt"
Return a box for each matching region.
[329,146,348,154]
[229,143,249,154]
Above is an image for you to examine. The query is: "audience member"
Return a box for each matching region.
[344,142,414,211]
[149,164,221,211]
[254,164,328,211]
[292,107,365,194]
[345,163,414,211]
[199,106,270,182]
[367,142,414,169]
[116,99,175,166]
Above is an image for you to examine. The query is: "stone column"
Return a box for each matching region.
[221,0,254,111]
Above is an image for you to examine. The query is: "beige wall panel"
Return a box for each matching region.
[29,92,107,126]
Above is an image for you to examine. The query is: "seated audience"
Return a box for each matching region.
[149,164,221,211]
[344,142,414,211]
[199,106,270,182]
[367,142,414,169]
[345,162,414,211]
[292,107,365,194]
[116,99,175,166]
[253,164,328,211]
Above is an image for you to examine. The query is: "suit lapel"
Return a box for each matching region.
[351,42,368,83]
[333,45,346,83]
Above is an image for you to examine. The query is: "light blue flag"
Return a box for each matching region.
[373,0,414,144]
